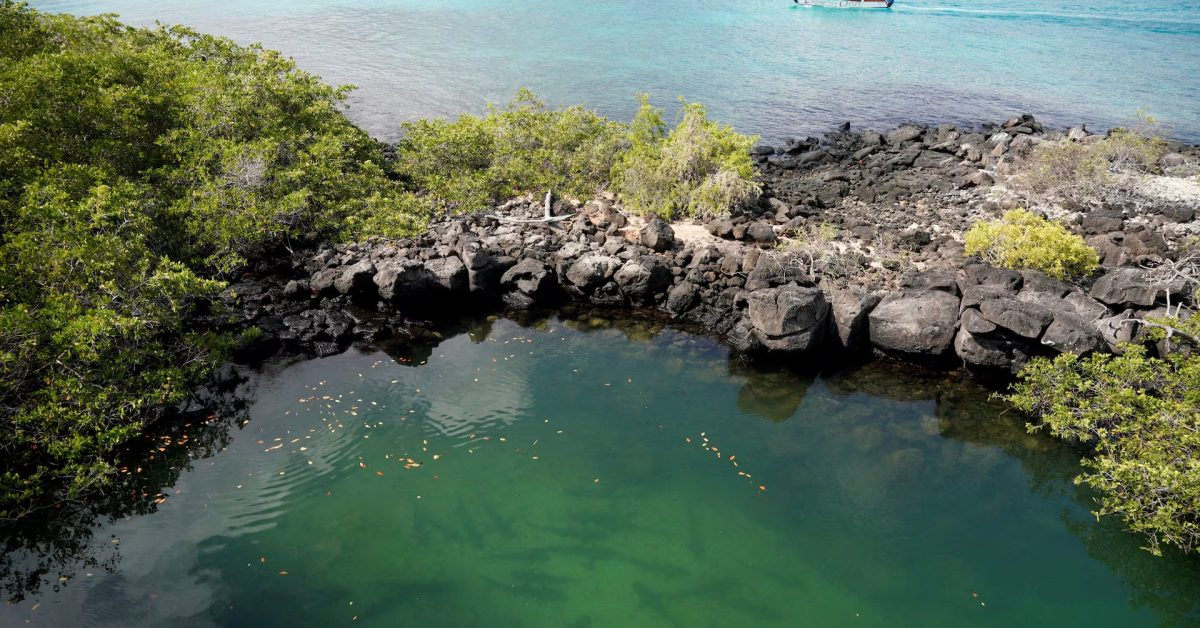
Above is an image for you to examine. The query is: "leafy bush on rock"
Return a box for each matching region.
[613,96,760,219]
[964,209,1100,280]
[394,92,760,219]
[1019,113,1169,198]
[394,89,626,211]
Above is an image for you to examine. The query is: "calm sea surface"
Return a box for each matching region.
[28,0,1200,143]
[3,317,1199,626]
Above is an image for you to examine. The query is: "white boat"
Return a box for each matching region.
[794,0,894,8]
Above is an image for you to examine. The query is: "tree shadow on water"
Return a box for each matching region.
[0,384,251,605]
[838,362,1200,626]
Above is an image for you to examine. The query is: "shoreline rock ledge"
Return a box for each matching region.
[224,117,1199,374]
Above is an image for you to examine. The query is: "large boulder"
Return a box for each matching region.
[565,255,621,294]
[614,256,672,306]
[1094,310,1140,352]
[960,262,1023,292]
[425,256,468,293]
[960,284,1019,310]
[1041,312,1108,355]
[900,269,960,296]
[309,267,342,296]
[733,285,830,352]
[467,256,509,297]
[500,258,555,309]
[745,253,814,291]
[1086,225,1169,266]
[868,290,961,357]
[1019,270,1071,296]
[828,286,881,351]
[744,222,777,245]
[665,281,701,317]
[333,259,376,296]
[977,297,1053,339]
[459,242,491,270]
[1090,268,1183,308]
[954,326,1018,369]
[374,259,438,302]
[885,124,924,145]
[640,218,675,252]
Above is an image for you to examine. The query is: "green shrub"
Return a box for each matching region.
[393,91,760,220]
[963,208,1099,279]
[394,89,626,211]
[341,191,439,242]
[1019,112,1168,197]
[1021,140,1114,196]
[1008,345,1200,556]
[1104,112,1170,173]
[0,169,229,518]
[0,3,419,517]
[613,96,760,219]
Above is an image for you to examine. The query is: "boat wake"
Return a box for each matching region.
[895,5,1200,29]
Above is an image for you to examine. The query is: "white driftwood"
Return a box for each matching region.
[491,190,576,224]
[495,214,575,224]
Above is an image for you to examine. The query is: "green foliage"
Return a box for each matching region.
[394,91,761,220]
[0,168,227,517]
[964,208,1100,279]
[1021,140,1113,196]
[0,3,419,270]
[1020,112,1169,197]
[394,89,627,211]
[0,2,418,517]
[613,96,760,219]
[1009,345,1200,556]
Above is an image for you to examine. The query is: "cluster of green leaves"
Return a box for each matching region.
[0,2,415,518]
[1020,112,1169,198]
[394,89,627,211]
[964,208,1100,280]
[395,92,760,219]
[1009,345,1199,557]
[612,96,760,219]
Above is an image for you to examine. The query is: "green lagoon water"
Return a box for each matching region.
[4,317,1200,626]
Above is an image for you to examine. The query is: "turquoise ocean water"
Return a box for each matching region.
[28,0,1200,143]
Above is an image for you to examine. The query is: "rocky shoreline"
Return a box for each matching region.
[218,115,1200,379]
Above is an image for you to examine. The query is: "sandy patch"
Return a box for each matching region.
[617,213,736,252]
[1134,174,1200,204]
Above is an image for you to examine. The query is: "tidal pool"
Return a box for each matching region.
[3,316,1199,626]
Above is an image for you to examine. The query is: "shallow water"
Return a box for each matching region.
[3,317,1199,626]
[27,0,1200,143]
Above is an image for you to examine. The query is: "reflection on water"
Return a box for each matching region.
[0,390,251,605]
[2,314,1198,626]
